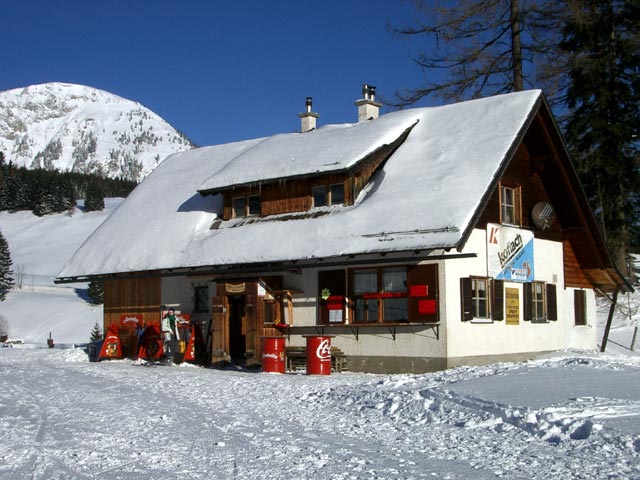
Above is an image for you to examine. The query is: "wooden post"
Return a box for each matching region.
[600,289,619,352]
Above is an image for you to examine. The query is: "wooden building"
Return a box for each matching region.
[57,88,631,373]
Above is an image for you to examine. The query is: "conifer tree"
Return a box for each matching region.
[89,321,103,342]
[0,229,15,301]
[87,279,103,305]
[84,182,105,212]
[561,0,640,275]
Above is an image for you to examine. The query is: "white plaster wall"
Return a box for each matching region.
[284,270,317,328]
[445,229,595,358]
[562,287,598,350]
[161,276,214,323]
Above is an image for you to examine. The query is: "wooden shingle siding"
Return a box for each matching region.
[563,240,593,289]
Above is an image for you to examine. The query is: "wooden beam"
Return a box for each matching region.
[600,288,619,352]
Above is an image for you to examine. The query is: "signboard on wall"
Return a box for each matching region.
[505,287,520,325]
[487,223,534,282]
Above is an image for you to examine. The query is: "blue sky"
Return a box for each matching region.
[1,0,436,147]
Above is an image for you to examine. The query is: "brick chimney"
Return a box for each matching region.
[355,84,382,122]
[297,97,319,133]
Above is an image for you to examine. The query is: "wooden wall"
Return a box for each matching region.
[563,240,593,289]
[103,277,161,357]
[476,133,562,243]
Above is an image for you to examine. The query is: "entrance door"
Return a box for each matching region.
[228,295,246,363]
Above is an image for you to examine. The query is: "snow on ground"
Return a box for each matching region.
[0,348,637,479]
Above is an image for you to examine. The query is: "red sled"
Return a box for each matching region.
[98,325,123,360]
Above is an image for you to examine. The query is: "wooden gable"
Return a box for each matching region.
[472,99,629,293]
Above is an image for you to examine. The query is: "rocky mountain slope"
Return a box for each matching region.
[0,83,194,181]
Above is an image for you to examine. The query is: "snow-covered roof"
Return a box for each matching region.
[198,112,420,192]
[58,90,542,279]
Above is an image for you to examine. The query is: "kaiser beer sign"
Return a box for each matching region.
[487,224,534,282]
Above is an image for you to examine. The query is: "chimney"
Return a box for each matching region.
[297,96,319,133]
[355,84,382,122]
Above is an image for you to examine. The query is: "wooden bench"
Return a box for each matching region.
[285,346,347,373]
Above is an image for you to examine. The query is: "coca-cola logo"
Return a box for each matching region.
[315,339,331,361]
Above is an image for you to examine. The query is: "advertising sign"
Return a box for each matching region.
[505,287,520,325]
[487,224,534,282]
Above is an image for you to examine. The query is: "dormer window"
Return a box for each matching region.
[312,185,327,207]
[500,183,521,225]
[312,183,345,208]
[233,194,261,218]
[330,183,344,205]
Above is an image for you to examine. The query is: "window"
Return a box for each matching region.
[194,286,209,313]
[232,195,261,218]
[460,277,504,322]
[574,290,587,326]
[500,184,521,225]
[232,197,245,218]
[312,185,327,207]
[523,282,557,323]
[352,267,407,323]
[532,282,545,322]
[329,183,344,205]
[311,183,345,208]
[248,195,260,216]
[318,269,347,324]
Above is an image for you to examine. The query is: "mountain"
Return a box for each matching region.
[0,83,194,181]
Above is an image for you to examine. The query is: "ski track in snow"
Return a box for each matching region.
[0,350,638,480]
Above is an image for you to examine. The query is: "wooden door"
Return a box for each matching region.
[211,295,229,364]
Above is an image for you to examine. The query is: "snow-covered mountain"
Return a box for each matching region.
[0,83,194,181]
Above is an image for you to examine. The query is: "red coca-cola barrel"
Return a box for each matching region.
[305,335,333,375]
[261,337,286,374]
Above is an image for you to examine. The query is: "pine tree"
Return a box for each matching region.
[561,0,640,275]
[84,182,105,212]
[89,321,103,342]
[87,279,103,305]
[0,229,15,301]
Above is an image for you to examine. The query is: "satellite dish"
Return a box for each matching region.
[532,202,556,230]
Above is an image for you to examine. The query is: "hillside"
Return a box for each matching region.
[0,199,123,343]
[0,83,194,181]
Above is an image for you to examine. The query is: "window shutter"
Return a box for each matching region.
[492,280,504,321]
[523,282,532,321]
[460,278,473,321]
[574,290,586,326]
[546,283,558,321]
[515,186,522,225]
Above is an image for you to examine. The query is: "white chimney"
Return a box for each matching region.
[355,84,382,122]
[297,97,319,133]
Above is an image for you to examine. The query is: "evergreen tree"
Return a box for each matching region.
[0,229,15,301]
[561,0,640,275]
[89,321,103,342]
[87,279,103,305]
[84,182,105,212]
